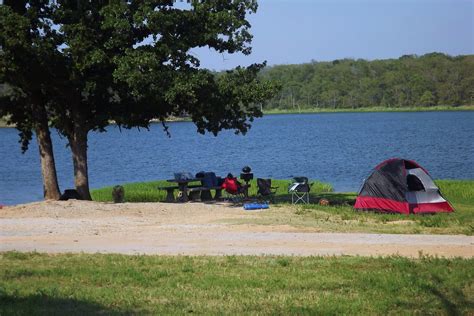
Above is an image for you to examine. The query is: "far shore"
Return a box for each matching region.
[1,105,473,128]
[264,104,474,115]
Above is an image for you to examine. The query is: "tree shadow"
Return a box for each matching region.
[0,293,133,315]
[419,275,473,316]
[222,192,358,206]
[315,192,357,206]
[163,192,357,207]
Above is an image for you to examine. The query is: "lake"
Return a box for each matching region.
[1,111,473,205]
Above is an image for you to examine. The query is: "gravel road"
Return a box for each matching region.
[1,200,473,257]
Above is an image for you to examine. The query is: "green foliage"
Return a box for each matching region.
[0,2,61,151]
[260,53,474,110]
[419,90,436,107]
[0,253,472,314]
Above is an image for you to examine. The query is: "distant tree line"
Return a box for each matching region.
[259,53,474,110]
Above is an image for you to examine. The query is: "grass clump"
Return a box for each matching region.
[0,252,472,315]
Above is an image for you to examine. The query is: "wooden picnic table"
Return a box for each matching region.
[163,178,223,202]
[166,178,200,202]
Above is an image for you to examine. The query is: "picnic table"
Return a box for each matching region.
[160,178,222,202]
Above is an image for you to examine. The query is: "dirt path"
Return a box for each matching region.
[1,200,473,258]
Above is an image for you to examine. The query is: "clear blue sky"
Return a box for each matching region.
[191,0,473,70]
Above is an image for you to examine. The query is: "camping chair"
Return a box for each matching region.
[256,178,278,203]
[288,177,312,204]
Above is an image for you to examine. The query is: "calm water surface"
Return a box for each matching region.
[1,112,473,205]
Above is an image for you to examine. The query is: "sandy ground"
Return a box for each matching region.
[1,200,473,258]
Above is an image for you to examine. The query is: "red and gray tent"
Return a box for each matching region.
[354,158,453,214]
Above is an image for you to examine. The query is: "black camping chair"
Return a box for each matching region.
[256,178,278,203]
[288,177,312,204]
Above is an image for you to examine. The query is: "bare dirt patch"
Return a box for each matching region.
[1,200,473,257]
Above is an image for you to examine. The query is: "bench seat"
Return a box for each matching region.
[158,185,179,202]
[158,184,223,202]
[187,186,223,201]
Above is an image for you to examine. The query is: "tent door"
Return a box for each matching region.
[407,174,425,192]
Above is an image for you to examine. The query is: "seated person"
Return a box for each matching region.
[221,173,245,195]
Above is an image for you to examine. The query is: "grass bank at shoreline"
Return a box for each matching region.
[91,178,333,203]
[1,252,472,315]
[92,179,474,235]
[263,104,474,115]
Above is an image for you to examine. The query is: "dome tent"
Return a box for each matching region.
[354,158,454,214]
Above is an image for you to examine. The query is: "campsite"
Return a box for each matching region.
[1,0,473,315]
[1,179,473,313]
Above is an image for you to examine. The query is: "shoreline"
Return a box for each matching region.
[263,105,474,115]
[1,105,473,128]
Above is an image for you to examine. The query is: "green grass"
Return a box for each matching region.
[263,104,474,115]
[91,178,333,203]
[302,180,474,233]
[0,252,472,315]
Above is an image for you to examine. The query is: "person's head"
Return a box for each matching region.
[227,173,234,179]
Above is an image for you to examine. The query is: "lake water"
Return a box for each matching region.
[1,111,473,205]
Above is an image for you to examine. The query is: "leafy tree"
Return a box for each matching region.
[419,91,435,107]
[0,1,61,200]
[1,0,278,200]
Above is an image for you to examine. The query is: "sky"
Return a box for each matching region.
[190,0,474,70]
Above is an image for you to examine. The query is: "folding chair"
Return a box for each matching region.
[288,177,312,204]
[256,178,278,203]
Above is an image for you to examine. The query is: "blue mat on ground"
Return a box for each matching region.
[243,203,269,210]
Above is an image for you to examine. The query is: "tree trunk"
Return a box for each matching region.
[68,126,92,200]
[34,109,61,200]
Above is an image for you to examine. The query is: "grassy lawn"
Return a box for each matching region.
[1,252,472,315]
[92,179,474,235]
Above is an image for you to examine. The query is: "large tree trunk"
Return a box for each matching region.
[34,109,61,200]
[68,126,92,200]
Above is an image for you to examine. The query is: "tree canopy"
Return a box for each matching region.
[0,0,279,200]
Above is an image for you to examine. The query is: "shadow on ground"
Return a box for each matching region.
[158,191,358,208]
[0,293,132,315]
[265,192,357,206]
